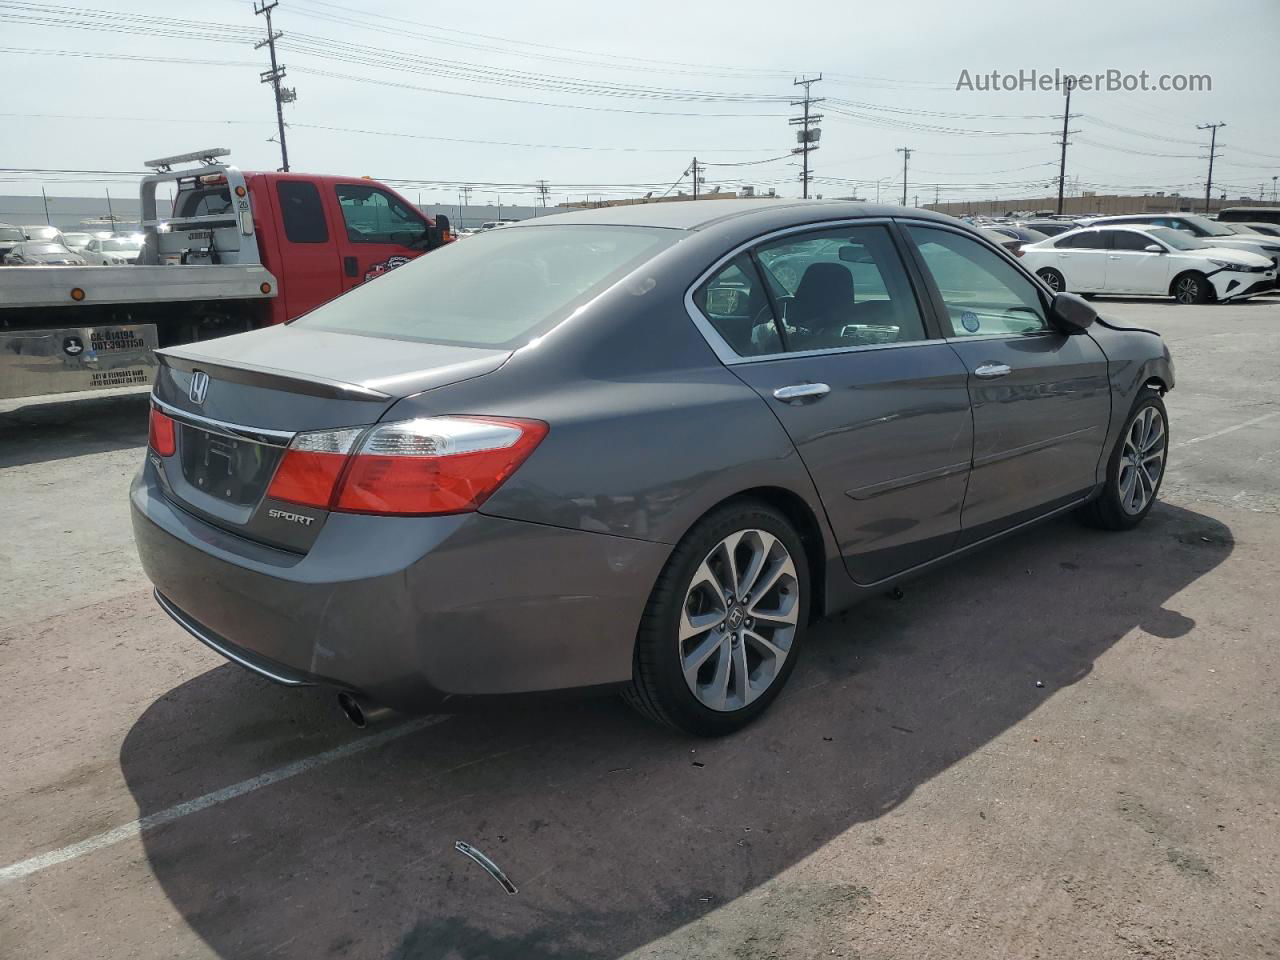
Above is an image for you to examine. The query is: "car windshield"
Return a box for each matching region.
[1179,214,1233,237]
[25,226,61,240]
[0,227,24,241]
[62,233,91,245]
[26,243,69,255]
[292,224,679,348]
[1147,227,1205,251]
[102,238,141,251]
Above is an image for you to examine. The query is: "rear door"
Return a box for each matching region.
[331,182,429,292]
[903,222,1111,541]
[698,222,974,585]
[1102,228,1172,294]
[264,177,345,320]
[1052,229,1108,290]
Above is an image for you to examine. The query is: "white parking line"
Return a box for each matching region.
[0,715,446,885]
[1175,411,1279,448]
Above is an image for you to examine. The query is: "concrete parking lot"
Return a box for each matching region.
[1,297,1278,960]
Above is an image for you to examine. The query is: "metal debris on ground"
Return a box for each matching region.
[455,841,518,895]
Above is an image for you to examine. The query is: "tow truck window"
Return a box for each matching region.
[276,181,328,244]
[335,184,427,246]
[175,187,233,220]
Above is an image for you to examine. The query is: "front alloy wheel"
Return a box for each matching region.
[1117,405,1166,515]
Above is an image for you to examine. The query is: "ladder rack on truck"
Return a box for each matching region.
[0,148,450,403]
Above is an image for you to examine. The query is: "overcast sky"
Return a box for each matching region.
[4,0,1279,207]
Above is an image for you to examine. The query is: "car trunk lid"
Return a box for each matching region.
[150,325,511,551]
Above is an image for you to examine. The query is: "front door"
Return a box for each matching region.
[904,223,1112,542]
[331,182,430,292]
[695,223,974,584]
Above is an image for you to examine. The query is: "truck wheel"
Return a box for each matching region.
[1078,391,1168,531]
[624,499,809,736]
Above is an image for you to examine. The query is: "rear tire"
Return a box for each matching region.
[1037,267,1066,293]
[1171,271,1211,305]
[1078,391,1168,531]
[624,499,810,736]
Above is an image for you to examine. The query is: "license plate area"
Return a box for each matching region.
[178,424,282,507]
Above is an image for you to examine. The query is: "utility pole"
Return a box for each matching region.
[934,183,940,207]
[896,148,912,206]
[41,186,50,224]
[1056,75,1078,215]
[105,187,115,233]
[1197,122,1226,214]
[688,157,705,199]
[536,179,549,214]
[254,1,295,172]
[1273,175,1278,202]
[460,185,471,227]
[789,75,823,199]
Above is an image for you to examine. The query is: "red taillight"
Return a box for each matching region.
[265,417,547,515]
[148,408,176,456]
[265,427,364,508]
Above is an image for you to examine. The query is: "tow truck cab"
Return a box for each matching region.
[0,149,450,404]
[141,153,450,326]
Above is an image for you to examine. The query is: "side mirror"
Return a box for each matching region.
[1049,291,1097,333]
[1144,244,1164,254]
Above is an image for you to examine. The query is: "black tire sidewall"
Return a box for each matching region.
[1038,268,1064,292]
[1099,392,1168,528]
[642,502,810,736]
[1172,271,1209,305]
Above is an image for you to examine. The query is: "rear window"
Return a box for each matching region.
[277,181,328,244]
[291,224,678,347]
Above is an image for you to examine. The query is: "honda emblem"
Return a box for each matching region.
[189,370,210,405]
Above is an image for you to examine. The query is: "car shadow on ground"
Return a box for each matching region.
[119,503,1231,960]
[0,392,149,468]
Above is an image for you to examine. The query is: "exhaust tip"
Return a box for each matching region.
[337,691,393,728]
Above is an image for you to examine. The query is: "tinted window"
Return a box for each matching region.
[276,181,329,244]
[1108,230,1157,252]
[335,184,426,245]
[1056,230,1106,249]
[753,225,927,350]
[692,254,782,357]
[908,225,1047,337]
[292,225,675,348]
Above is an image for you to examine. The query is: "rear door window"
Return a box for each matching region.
[692,254,782,356]
[276,181,329,244]
[1108,230,1155,251]
[752,225,928,351]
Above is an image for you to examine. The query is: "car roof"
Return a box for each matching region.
[506,198,959,232]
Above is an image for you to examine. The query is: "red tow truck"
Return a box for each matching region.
[0,148,451,402]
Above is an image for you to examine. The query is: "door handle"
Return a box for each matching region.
[1108,255,1122,260]
[773,382,830,403]
[343,255,358,278]
[974,363,1012,379]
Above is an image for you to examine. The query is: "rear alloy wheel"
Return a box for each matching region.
[1037,267,1065,293]
[1171,272,1211,305]
[1078,392,1168,530]
[625,501,809,736]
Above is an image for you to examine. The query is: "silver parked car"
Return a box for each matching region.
[132,200,1174,735]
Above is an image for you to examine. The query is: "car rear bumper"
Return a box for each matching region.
[130,466,670,712]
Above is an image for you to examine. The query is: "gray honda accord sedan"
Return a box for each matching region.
[132,199,1174,736]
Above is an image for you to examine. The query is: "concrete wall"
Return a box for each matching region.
[924,195,1279,218]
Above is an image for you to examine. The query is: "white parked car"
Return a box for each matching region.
[60,231,96,253]
[1080,213,1280,275]
[80,235,143,265]
[1020,224,1276,304]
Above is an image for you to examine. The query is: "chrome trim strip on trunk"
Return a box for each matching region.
[152,396,295,447]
